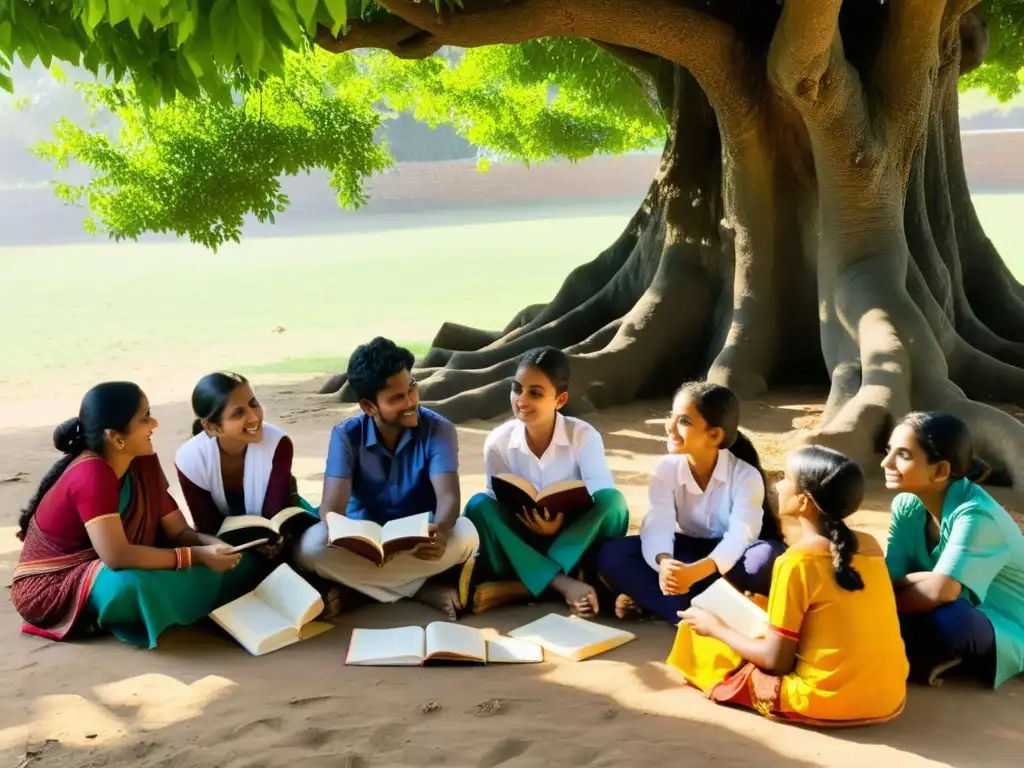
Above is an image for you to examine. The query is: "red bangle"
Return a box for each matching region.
[174,547,192,570]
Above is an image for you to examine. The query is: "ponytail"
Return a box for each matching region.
[17,418,90,541]
[820,515,864,592]
[192,418,205,437]
[787,445,867,592]
[966,457,991,484]
[728,431,784,543]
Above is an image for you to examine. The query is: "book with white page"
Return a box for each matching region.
[689,578,769,638]
[345,623,544,666]
[210,564,331,656]
[507,614,635,661]
[216,505,317,546]
[326,511,431,566]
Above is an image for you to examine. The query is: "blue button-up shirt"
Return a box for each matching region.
[325,406,459,526]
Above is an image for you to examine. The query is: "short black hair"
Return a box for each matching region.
[346,337,416,402]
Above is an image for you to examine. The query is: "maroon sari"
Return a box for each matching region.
[11,453,170,640]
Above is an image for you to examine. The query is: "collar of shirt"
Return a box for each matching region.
[675,448,733,494]
[507,412,572,467]
[363,411,416,457]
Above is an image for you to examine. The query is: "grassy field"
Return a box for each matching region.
[2,197,1022,394]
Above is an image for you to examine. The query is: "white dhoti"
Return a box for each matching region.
[295,516,479,603]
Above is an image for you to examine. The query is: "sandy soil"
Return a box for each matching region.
[1,378,1022,768]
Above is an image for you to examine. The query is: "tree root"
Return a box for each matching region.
[411,242,719,423]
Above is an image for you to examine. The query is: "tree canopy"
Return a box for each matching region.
[5,1,1017,248]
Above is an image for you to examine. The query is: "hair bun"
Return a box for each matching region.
[966,457,991,484]
[53,417,85,455]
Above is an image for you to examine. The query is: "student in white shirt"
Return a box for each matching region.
[463,347,629,616]
[598,381,786,625]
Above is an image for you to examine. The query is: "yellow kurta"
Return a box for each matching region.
[668,545,908,723]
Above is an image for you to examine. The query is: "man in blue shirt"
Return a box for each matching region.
[296,337,478,619]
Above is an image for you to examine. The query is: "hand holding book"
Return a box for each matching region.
[410,522,449,561]
[515,506,565,536]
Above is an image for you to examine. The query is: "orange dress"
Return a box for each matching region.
[667,539,908,726]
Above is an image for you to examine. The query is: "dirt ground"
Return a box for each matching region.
[1,376,1021,768]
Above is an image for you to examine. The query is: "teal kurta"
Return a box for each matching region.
[886,479,1024,688]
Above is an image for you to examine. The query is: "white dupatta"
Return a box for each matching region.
[175,421,286,516]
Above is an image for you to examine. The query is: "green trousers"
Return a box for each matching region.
[463,488,629,597]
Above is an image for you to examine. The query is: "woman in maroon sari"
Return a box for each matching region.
[12,381,258,648]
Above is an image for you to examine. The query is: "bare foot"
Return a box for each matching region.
[415,581,463,620]
[614,594,645,620]
[320,585,346,620]
[551,574,598,617]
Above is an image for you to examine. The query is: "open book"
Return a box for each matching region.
[690,578,769,638]
[508,614,635,661]
[492,475,593,517]
[345,623,544,666]
[210,564,331,656]
[326,511,431,566]
[216,506,318,547]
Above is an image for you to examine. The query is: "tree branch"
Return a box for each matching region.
[944,0,984,33]
[873,1,948,131]
[315,17,442,59]
[593,42,675,122]
[767,0,842,104]
[375,0,748,111]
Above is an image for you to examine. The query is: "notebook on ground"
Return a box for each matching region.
[210,564,331,656]
[326,511,431,566]
[507,614,635,661]
[345,623,544,666]
[216,506,318,546]
[690,578,769,638]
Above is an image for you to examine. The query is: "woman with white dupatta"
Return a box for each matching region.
[175,373,304,539]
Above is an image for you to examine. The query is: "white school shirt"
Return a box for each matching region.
[639,450,765,573]
[483,413,615,496]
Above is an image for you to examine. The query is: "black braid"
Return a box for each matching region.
[819,515,864,592]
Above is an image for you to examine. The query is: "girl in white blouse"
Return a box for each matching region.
[463,347,629,616]
[598,381,785,624]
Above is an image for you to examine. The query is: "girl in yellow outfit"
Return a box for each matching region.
[668,446,908,726]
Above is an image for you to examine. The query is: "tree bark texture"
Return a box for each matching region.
[317,1,1024,487]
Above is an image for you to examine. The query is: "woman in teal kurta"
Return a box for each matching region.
[883,412,1024,688]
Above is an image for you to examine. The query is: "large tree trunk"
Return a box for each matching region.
[319,1,1024,487]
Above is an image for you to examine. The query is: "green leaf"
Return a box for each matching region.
[85,0,107,30]
[208,0,238,69]
[322,0,347,36]
[142,0,165,26]
[176,9,197,44]
[297,0,319,29]
[108,0,131,26]
[269,0,302,46]
[238,29,265,76]
[41,24,83,64]
[128,4,145,34]
[0,71,12,93]
[0,21,12,50]
[237,0,263,37]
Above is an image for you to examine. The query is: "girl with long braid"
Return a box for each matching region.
[668,446,908,727]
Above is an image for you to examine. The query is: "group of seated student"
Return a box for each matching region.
[10,335,1024,727]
